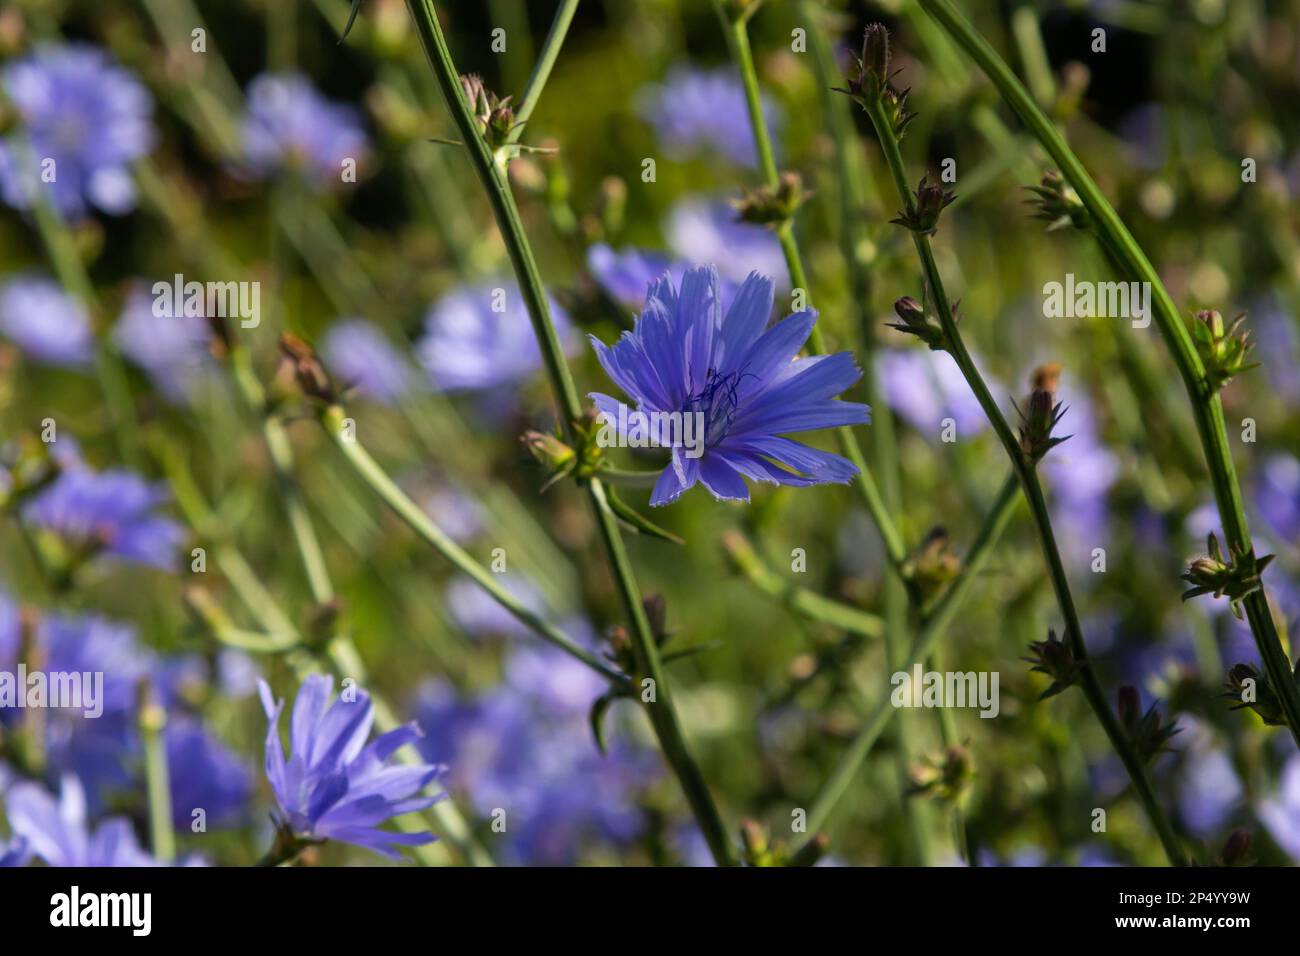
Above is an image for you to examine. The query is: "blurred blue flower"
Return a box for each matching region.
[0,275,94,367]
[1257,753,1300,862]
[241,73,369,188]
[876,347,996,439]
[417,281,576,392]
[113,283,214,403]
[415,642,655,865]
[665,200,787,287]
[23,457,183,571]
[0,835,29,867]
[165,718,253,830]
[0,44,154,218]
[28,612,153,802]
[5,775,157,867]
[1174,718,1242,839]
[1041,378,1119,574]
[444,573,547,641]
[637,66,777,168]
[322,318,418,406]
[1254,452,1300,544]
[258,673,443,859]
[1250,295,1300,403]
[590,266,867,505]
[418,484,484,545]
[587,243,741,312]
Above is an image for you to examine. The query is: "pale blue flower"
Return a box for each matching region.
[0,44,154,218]
[241,73,369,188]
[0,275,94,366]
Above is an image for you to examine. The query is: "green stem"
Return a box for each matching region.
[403,0,736,866]
[716,0,909,578]
[863,92,1186,866]
[138,686,175,863]
[510,0,581,138]
[721,530,884,639]
[919,0,1300,748]
[806,474,1020,834]
[321,404,629,685]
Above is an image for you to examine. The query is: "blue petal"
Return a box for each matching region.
[698,454,750,502]
[715,271,774,374]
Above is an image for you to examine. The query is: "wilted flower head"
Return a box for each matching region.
[637,67,778,168]
[1116,685,1180,762]
[0,44,155,218]
[1015,362,1070,462]
[5,775,157,867]
[588,265,869,506]
[459,73,518,149]
[665,199,788,287]
[241,73,369,188]
[0,275,94,367]
[114,283,214,403]
[22,453,183,570]
[1024,629,1081,699]
[258,673,443,859]
[417,281,575,392]
[321,318,417,406]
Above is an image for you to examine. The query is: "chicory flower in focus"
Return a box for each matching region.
[322,318,418,406]
[258,673,443,859]
[417,281,575,392]
[241,73,369,188]
[0,275,94,367]
[637,67,778,168]
[0,44,155,218]
[588,265,868,506]
[5,775,157,867]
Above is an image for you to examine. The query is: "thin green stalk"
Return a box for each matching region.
[320,404,630,685]
[138,686,175,863]
[863,92,1187,866]
[716,1,908,573]
[510,0,581,138]
[806,5,934,863]
[919,0,1300,748]
[721,530,884,639]
[402,0,737,866]
[16,138,140,466]
[806,474,1020,834]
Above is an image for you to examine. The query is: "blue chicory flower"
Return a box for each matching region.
[5,775,157,866]
[637,66,778,168]
[1254,452,1300,545]
[1173,718,1243,839]
[0,44,155,218]
[0,274,94,367]
[321,318,418,406]
[417,280,576,392]
[258,673,443,859]
[588,265,869,506]
[241,73,369,188]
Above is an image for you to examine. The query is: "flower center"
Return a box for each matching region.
[683,367,744,446]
